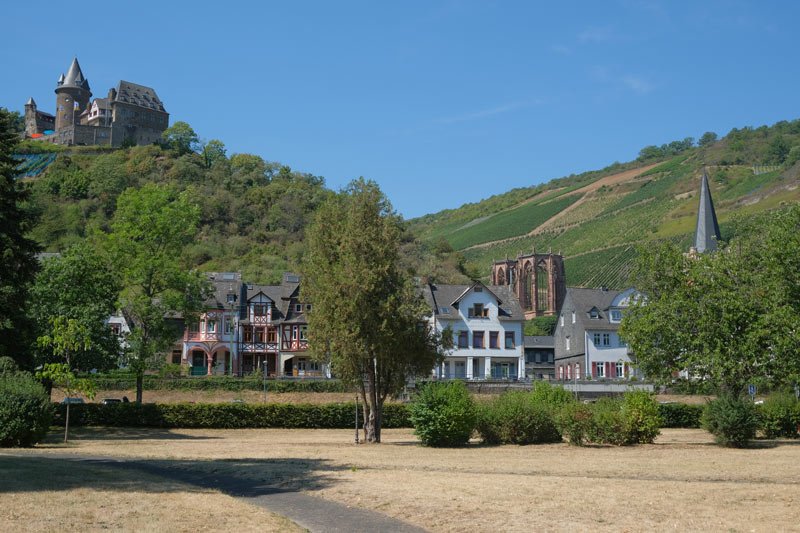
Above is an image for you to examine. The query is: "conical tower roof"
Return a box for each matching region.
[61,57,91,92]
[25,97,36,107]
[694,170,721,253]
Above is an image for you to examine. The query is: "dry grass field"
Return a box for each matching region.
[5,427,798,532]
[0,453,301,532]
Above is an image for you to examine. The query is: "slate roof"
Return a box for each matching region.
[60,57,91,92]
[26,97,36,106]
[422,282,525,321]
[112,80,167,112]
[568,287,621,330]
[524,335,554,349]
[694,170,721,253]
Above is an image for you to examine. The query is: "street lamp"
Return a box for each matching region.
[263,359,268,403]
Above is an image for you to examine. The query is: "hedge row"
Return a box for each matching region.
[88,376,349,393]
[54,402,410,429]
[53,401,705,430]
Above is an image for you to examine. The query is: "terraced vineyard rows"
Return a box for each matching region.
[447,193,581,250]
[564,245,637,289]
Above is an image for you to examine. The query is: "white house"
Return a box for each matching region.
[422,281,525,380]
[553,287,643,380]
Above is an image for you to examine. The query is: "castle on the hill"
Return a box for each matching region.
[24,57,168,147]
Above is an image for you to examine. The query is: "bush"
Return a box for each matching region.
[409,381,476,447]
[56,402,411,429]
[702,395,760,448]
[477,390,563,445]
[586,398,628,445]
[0,372,54,447]
[529,381,574,409]
[759,393,800,439]
[86,375,349,393]
[658,403,703,428]
[0,356,19,376]
[556,402,593,446]
[621,391,661,444]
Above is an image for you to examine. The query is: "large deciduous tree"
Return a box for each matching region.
[0,108,40,369]
[303,178,444,443]
[620,207,800,393]
[104,183,210,403]
[30,243,121,373]
[162,121,200,155]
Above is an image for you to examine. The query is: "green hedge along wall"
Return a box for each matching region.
[87,376,349,393]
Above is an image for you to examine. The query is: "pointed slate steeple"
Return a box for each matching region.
[694,170,721,253]
[62,57,90,91]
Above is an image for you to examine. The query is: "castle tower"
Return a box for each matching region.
[24,97,37,137]
[54,57,92,131]
[693,170,721,253]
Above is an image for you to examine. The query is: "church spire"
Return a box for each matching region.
[694,169,721,253]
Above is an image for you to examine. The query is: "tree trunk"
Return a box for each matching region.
[363,370,383,443]
[64,402,70,443]
[136,372,144,404]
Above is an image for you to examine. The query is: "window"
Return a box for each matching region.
[469,303,488,318]
[558,366,564,379]
[589,308,600,319]
[226,293,236,304]
[571,311,576,324]
[575,363,580,378]
[189,322,199,333]
[458,331,468,349]
[295,304,302,312]
[439,307,450,314]
[505,331,515,349]
[618,336,627,347]
[603,333,610,346]
[489,331,499,349]
[110,323,121,336]
[565,336,570,351]
[267,329,277,343]
[595,362,605,378]
[306,304,312,312]
[473,331,485,349]
[292,326,299,340]
[299,325,308,341]
[171,350,181,365]
[255,327,265,342]
[560,315,564,327]
[616,361,625,377]
[593,333,601,346]
[610,309,622,322]
[224,319,233,335]
[254,304,267,316]
[243,328,253,342]
[566,364,572,380]
[206,320,217,333]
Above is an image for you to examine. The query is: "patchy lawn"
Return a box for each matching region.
[6,427,799,532]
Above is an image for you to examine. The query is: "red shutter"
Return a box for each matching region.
[591,362,597,378]
[605,362,611,378]
[610,362,616,378]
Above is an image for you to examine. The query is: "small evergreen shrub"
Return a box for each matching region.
[476,390,562,445]
[0,356,19,375]
[587,398,628,445]
[702,395,759,448]
[0,372,54,447]
[658,403,703,428]
[759,393,800,439]
[621,391,662,444]
[409,381,476,447]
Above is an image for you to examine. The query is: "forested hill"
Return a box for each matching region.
[408,120,800,288]
[17,137,467,285]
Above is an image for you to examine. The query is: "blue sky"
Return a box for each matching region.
[3,1,798,219]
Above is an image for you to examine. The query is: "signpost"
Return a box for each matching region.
[748,384,756,400]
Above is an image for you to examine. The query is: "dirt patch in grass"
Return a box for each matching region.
[0,454,301,532]
[14,427,800,532]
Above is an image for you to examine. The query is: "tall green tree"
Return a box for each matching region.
[302,178,445,443]
[0,108,40,369]
[202,139,227,168]
[104,184,210,403]
[620,207,800,393]
[30,243,121,372]
[162,121,200,155]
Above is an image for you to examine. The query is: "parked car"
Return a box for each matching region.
[101,398,122,405]
[61,397,85,405]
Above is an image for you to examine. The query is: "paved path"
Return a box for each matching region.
[4,452,428,533]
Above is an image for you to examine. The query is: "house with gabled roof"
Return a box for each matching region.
[553,287,642,381]
[422,281,525,380]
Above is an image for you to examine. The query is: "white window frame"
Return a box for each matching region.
[596,362,605,378]
[616,361,625,377]
[593,333,601,346]
[603,333,610,346]
[565,336,571,351]
[610,309,622,322]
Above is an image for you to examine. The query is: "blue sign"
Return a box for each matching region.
[748,384,756,396]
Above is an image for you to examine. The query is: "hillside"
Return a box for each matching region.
[408,120,800,288]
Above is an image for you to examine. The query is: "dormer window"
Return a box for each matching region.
[468,303,488,318]
[439,307,450,314]
[226,293,236,304]
[254,304,267,316]
[589,308,600,319]
[610,309,622,322]
[295,304,303,312]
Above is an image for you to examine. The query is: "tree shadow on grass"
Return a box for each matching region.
[0,454,345,497]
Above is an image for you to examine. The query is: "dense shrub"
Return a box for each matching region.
[477,390,563,445]
[0,373,54,447]
[0,356,20,375]
[56,402,410,429]
[556,402,593,446]
[409,381,476,447]
[658,403,703,428]
[529,381,574,409]
[702,395,760,448]
[621,391,661,444]
[586,398,628,445]
[759,393,800,439]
